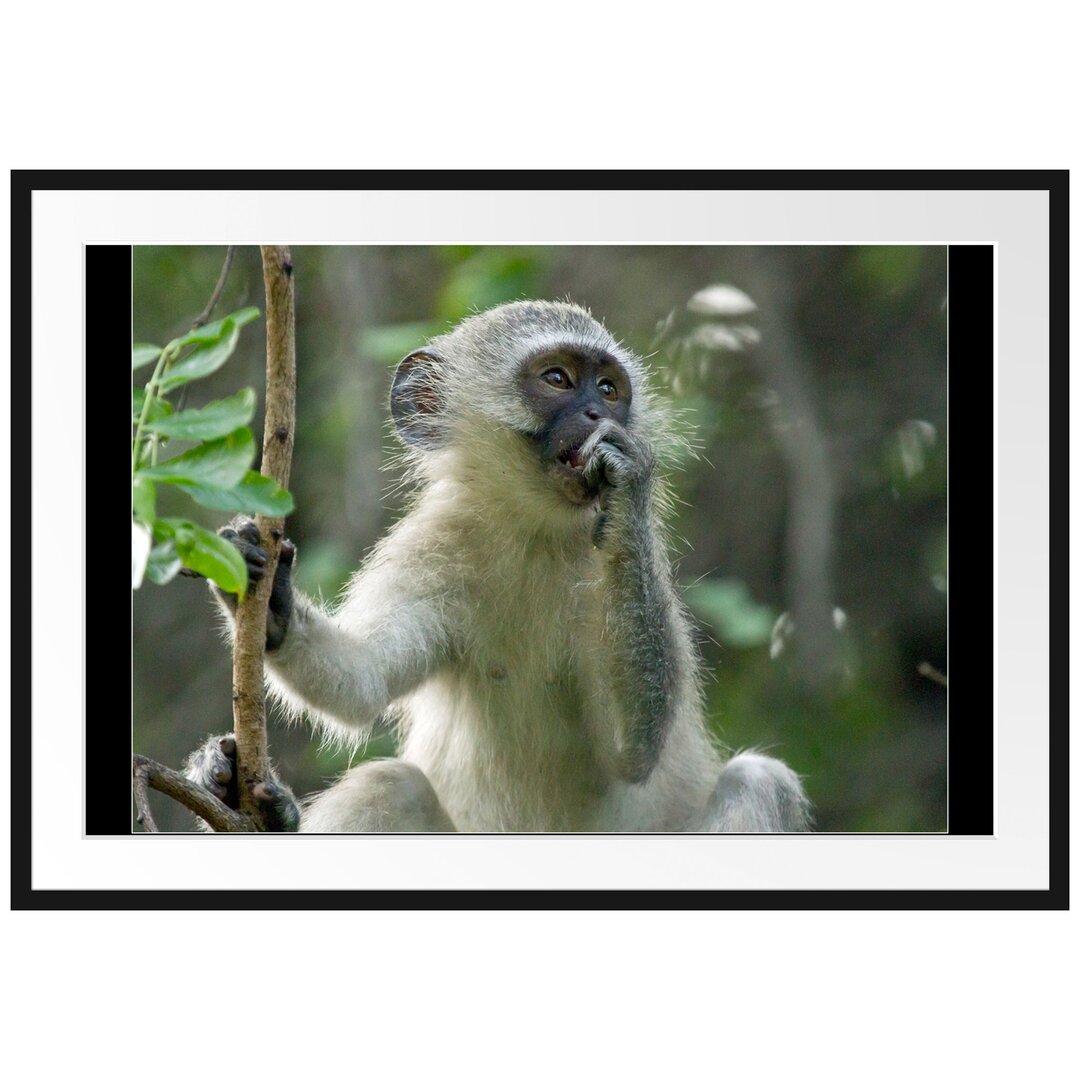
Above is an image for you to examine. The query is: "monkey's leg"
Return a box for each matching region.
[701,752,811,832]
[299,760,456,832]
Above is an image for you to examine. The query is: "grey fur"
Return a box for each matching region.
[203,300,811,833]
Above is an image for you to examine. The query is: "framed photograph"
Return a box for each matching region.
[9,171,1067,909]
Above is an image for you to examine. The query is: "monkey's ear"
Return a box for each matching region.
[391,350,447,449]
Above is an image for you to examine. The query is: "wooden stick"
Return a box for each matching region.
[132,755,255,833]
[230,246,297,820]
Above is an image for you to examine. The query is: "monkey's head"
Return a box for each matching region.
[390,301,670,530]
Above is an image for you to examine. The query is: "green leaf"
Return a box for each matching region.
[132,474,156,524]
[683,578,776,649]
[361,321,441,364]
[177,471,294,516]
[168,306,260,350]
[145,540,182,586]
[138,428,255,488]
[160,517,247,598]
[435,249,540,322]
[151,518,175,543]
[158,321,240,393]
[132,521,152,588]
[132,387,173,424]
[133,343,162,371]
[145,388,256,441]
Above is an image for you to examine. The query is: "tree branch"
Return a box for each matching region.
[132,755,255,833]
[230,246,297,818]
[132,760,158,831]
[134,246,297,831]
[191,246,236,329]
[743,250,838,688]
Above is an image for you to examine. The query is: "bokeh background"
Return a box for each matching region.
[132,245,948,832]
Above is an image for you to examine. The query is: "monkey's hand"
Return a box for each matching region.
[212,516,295,651]
[582,419,654,495]
[581,420,655,546]
[183,733,301,832]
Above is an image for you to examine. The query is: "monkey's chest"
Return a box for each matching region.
[459,559,594,697]
[401,612,610,830]
[402,669,608,831]
[399,553,612,829]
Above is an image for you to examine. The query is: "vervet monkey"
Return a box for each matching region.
[186,300,810,832]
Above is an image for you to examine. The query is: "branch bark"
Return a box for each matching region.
[132,755,255,833]
[230,246,297,818]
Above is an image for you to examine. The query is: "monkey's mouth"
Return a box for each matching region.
[558,444,587,471]
[549,441,601,504]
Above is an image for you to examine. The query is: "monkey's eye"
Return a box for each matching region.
[541,368,573,389]
[598,379,618,401]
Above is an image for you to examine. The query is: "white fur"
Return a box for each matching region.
[263,474,808,831]
[250,302,810,832]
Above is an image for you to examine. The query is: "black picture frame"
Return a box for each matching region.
[9,170,1068,910]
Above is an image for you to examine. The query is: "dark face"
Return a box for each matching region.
[520,347,633,504]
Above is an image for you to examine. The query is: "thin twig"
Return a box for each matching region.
[191,245,237,329]
[132,754,255,832]
[132,762,158,832]
[138,245,238,455]
[917,661,948,688]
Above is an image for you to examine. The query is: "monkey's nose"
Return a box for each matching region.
[583,407,602,421]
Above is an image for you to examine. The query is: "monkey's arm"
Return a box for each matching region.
[265,586,446,739]
[583,425,698,784]
[214,518,449,741]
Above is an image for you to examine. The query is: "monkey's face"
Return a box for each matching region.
[520,348,633,505]
[390,303,657,525]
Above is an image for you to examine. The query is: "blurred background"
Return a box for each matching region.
[132,244,948,832]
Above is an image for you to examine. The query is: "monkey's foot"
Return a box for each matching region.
[183,733,301,832]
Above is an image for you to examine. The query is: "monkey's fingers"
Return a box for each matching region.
[229,517,262,546]
[252,779,302,832]
[217,522,270,586]
[205,735,236,799]
[583,421,652,492]
[183,733,240,808]
[583,437,630,489]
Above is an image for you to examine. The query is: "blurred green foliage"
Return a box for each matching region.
[133,244,947,832]
[685,579,776,649]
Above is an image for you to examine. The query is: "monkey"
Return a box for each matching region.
[185,300,811,832]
